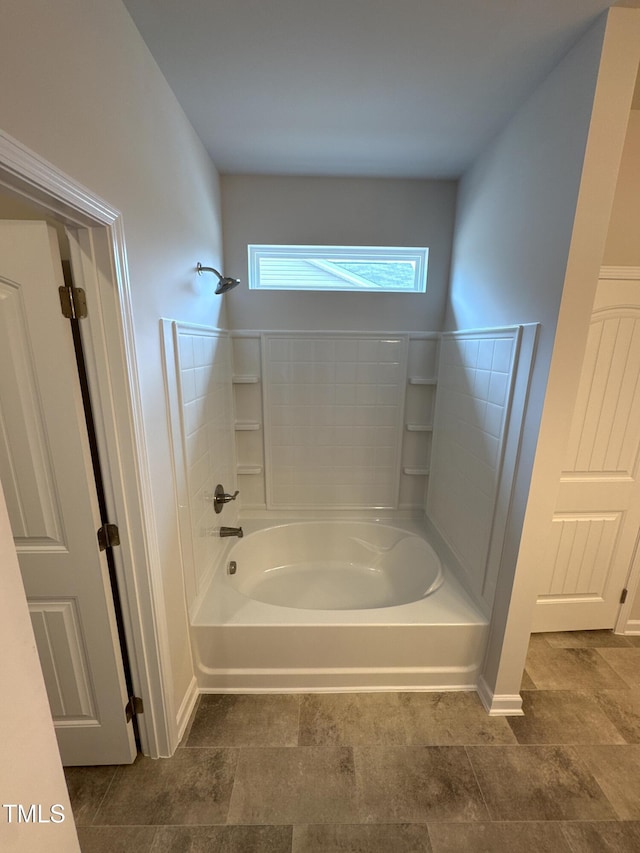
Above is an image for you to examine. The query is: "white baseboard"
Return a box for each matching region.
[477,675,524,716]
[175,676,199,745]
[624,620,640,636]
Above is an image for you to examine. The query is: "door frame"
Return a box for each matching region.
[598,265,640,636]
[0,129,174,758]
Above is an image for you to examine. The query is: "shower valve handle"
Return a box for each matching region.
[213,484,239,514]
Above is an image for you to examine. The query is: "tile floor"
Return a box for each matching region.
[66,630,640,852]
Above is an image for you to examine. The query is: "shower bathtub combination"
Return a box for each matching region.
[166,323,536,697]
[191,517,489,692]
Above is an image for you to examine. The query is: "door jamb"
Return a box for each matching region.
[0,129,175,757]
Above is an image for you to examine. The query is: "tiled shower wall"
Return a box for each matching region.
[165,323,532,612]
[232,332,438,512]
[167,323,236,608]
[426,328,521,608]
[263,334,408,509]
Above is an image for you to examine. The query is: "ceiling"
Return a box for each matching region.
[123,1,629,178]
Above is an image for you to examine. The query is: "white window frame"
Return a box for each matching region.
[248,245,428,293]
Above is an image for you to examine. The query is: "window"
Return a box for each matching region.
[248,245,428,293]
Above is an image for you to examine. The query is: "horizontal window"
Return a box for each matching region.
[248,245,428,293]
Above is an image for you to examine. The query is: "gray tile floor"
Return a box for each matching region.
[66,630,640,852]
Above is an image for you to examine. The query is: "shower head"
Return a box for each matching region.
[196,262,241,294]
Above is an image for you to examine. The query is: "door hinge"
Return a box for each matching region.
[58,284,88,319]
[125,696,144,723]
[97,523,120,551]
[620,588,628,605]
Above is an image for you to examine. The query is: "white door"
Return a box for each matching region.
[533,275,640,632]
[0,220,137,765]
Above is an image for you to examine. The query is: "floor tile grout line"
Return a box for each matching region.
[463,744,494,822]
[82,821,298,825]
[86,766,119,828]
[68,636,640,837]
[73,817,640,828]
[563,743,626,822]
[589,695,639,747]
[219,745,241,828]
[508,689,635,748]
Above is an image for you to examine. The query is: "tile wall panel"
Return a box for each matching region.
[263,334,408,509]
[176,328,236,600]
[399,335,439,509]
[427,329,519,603]
[231,335,266,507]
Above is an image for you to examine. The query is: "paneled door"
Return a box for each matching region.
[533,275,640,632]
[0,221,136,764]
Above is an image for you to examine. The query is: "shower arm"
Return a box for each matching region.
[196,262,223,278]
[196,262,241,295]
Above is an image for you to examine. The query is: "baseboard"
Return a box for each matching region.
[175,675,199,745]
[624,620,640,636]
[477,675,524,716]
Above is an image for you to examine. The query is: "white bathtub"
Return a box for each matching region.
[225,521,444,610]
[191,517,488,693]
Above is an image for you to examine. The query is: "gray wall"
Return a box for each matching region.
[221,175,457,332]
[444,13,618,696]
[0,0,225,740]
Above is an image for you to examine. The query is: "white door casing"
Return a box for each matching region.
[0,128,177,759]
[0,220,137,764]
[534,273,640,632]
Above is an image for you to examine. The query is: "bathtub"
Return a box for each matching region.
[191,517,489,693]
[224,521,444,610]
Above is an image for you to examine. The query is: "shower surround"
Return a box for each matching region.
[163,322,535,693]
[263,333,407,509]
[162,321,237,606]
[233,331,439,512]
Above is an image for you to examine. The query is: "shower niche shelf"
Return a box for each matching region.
[407,377,437,385]
[232,374,260,384]
[231,334,266,508]
[399,335,440,509]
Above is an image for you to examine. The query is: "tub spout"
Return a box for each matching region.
[220,526,243,538]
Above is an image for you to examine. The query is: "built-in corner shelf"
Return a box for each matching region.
[407,377,437,385]
[235,421,261,431]
[237,465,263,475]
[232,375,260,384]
[405,423,433,432]
[403,467,430,476]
